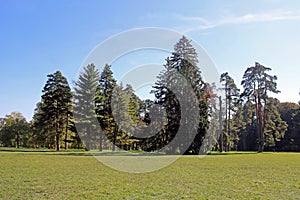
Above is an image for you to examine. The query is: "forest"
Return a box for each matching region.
[0,36,299,154]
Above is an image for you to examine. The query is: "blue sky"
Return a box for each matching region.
[1,0,300,120]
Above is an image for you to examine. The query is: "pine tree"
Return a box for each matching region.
[120,84,144,149]
[110,83,131,150]
[152,36,209,154]
[241,62,280,152]
[231,100,246,151]
[172,36,209,154]
[37,70,72,151]
[96,64,117,150]
[239,100,257,150]
[220,72,240,151]
[277,102,300,151]
[124,84,141,125]
[202,83,219,153]
[73,64,100,150]
[32,102,47,147]
[264,98,287,150]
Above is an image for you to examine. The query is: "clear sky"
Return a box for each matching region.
[1,0,300,120]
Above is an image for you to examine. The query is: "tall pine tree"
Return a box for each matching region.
[220,72,240,151]
[95,64,117,151]
[73,64,100,150]
[35,71,72,151]
[241,62,281,152]
[152,36,209,154]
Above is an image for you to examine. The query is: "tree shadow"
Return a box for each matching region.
[208,151,259,156]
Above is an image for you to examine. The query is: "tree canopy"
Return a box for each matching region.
[0,37,299,153]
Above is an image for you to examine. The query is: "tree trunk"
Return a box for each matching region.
[99,132,103,151]
[225,83,228,151]
[16,130,20,148]
[228,89,231,152]
[64,113,68,150]
[257,96,264,153]
[219,96,223,152]
[242,133,247,151]
[112,126,117,151]
[85,125,91,150]
[56,133,60,151]
[56,103,60,151]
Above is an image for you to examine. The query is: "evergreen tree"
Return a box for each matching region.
[220,72,240,151]
[140,99,154,124]
[241,62,280,152]
[124,84,141,125]
[231,100,246,151]
[152,36,209,154]
[238,100,257,151]
[110,83,131,150]
[151,60,180,152]
[32,102,47,147]
[264,98,287,150]
[202,83,219,153]
[277,102,300,151]
[73,64,100,150]
[68,111,83,149]
[36,71,72,151]
[120,84,144,149]
[96,64,117,150]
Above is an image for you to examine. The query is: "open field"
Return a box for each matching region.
[0,150,299,199]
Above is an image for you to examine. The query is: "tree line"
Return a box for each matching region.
[0,36,299,153]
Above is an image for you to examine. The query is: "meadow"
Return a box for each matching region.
[0,149,299,199]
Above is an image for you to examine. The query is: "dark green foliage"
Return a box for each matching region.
[220,72,240,151]
[95,64,117,150]
[3,38,300,153]
[73,64,100,150]
[140,99,153,125]
[124,84,141,125]
[229,99,245,151]
[238,100,257,151]
[263,98,287,150]
[96,65,144,151]
[150,36,209,154]
[241,62,282,152]
[31,102,47,147]
[32,71,72,151]
[277,102,300,151]
[110,84,130,150]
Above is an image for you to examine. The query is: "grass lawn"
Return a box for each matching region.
[0,149,299,199]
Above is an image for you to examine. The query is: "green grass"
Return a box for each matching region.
[0,150,299,199]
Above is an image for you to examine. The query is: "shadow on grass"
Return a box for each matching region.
[0,147,165,156]
[52,151,169,157]
[0,147,263,157]
[0,147,87,155]
[208,151,259,156]
[0,148,52,153]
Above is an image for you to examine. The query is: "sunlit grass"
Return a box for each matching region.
[0,149,299,199]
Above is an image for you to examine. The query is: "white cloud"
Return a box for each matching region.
[177,10,300,33]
